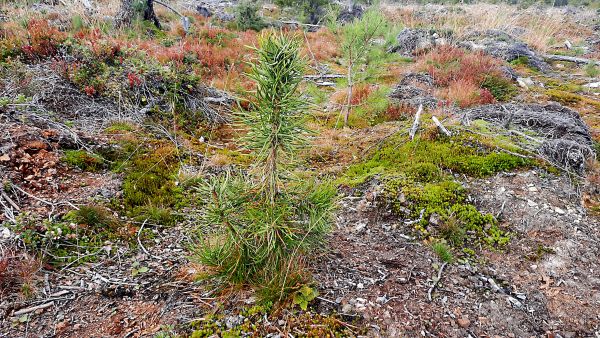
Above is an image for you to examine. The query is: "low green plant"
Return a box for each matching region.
[292,285,318,310]
[481,75,517,101]
[63,150,104,171]
[432,242,454,263]
[194,33,336,303]
[64,205,118,228]
[11,208,125,265]
[584,62,600,78]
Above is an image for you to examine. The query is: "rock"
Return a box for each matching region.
[583,82,600,88]
[214,12,234,22]
[196,5,212,17]
[462,103,594,173]
[527,200,538,207]
[389,72,439,108]
[389,28,450,56]
[500,65,519,81]
[517,77,534,89]
[429,213,441,226]
[457,317,470,328]
[1,227,11,239]
[555,207,566,214]
[341,303,352,313]
[337,4,364,24]
[458,30,550,72]
[564,40,572,49]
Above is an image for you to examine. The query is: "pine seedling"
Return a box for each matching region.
[195,32,336,303]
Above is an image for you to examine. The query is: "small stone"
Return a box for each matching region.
[1,227,11,238]
[341,304,352,313]
[528,186,538,192]
[527,199,538,207]
[354,222,367,233]
[457,318,470,328]
[555,207,566,215]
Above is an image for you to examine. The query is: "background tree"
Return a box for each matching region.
[115,0,160,28]
[337,10,385,127]
[275,0,330,25]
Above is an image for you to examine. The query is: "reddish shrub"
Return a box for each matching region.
[304,28,340,61]
[418,45,503,87]
[443,79,496,108]
[383,102,414,121]
[22,19,65,59]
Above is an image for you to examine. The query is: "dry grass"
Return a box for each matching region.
[381,3,593,53]
[0,245,41,299]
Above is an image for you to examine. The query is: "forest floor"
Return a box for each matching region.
[1,1,600,337]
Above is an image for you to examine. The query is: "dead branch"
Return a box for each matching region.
[409,104,423,140]
[431,116,451,136]
[427,262,447,302]
[13,302,55,316]
[543,54,600,66]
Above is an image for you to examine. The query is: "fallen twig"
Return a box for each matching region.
[427,262,447,302]
[543,54,600,66]
[13,302,54,316]
[1,191,20,211]
[137,219,160,260]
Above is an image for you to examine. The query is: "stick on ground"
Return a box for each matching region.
[409,104,423,140]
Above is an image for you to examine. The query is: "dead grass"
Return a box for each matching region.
[381,3,593,53]
[0,245,41,299]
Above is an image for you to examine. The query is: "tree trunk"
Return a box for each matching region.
[144,0,161,29]
[115,0,135,28]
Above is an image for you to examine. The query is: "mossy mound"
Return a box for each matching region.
[338,132,533,187]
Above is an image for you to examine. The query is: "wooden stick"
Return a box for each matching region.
[13,302,54,316]
[303,74,344,80]
[427,262,447,302]
[0,191,20,211]
[409,104,423,140]
[543,54,600,66]
[431,116,451,136]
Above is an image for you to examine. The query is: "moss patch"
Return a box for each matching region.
[338,133,533,187]
[63,149,104,171]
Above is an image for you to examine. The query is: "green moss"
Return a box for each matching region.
[544,79,583,93]
[546,89,581,105]
[338,133,533,186]
[383,176,510,248]
[105,121,135,133]
[481,75,517,101]
[121,144,183,208]
[130,205,178,226]
[63,149,104,171]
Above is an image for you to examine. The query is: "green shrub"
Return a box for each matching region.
[235,1,266,31]
[65,205,118,228]
[481,75,517,101]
